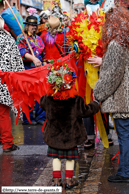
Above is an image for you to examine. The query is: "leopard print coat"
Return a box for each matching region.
[94,40,129,114]
[0,30,24,106]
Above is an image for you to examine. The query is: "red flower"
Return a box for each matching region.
[56,72,61,76]
[53,61,62,70]
[64,74,73,83]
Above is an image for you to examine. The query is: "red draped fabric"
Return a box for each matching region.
[0,52,78,124]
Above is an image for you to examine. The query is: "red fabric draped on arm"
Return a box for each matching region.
[0,52,78,124]
[0,65,50,124]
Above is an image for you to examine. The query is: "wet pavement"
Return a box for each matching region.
[98,146,129,194]
[0,112,128,194]
[0,113,50,189]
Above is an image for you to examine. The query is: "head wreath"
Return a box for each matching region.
[46,61,78,100]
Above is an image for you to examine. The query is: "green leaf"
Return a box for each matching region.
[69,71,72,75]
[48,60,54,64]
[48,77,52,82]
[57,84,61,88]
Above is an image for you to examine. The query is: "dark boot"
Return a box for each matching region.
[3,144,19,153]
[108,174,129,183]
[53,178,62,186]
[65,178,78,189]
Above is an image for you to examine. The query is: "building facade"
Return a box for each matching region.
[0,0,78,19]
[0,0,43,19]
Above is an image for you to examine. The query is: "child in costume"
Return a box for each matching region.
[40,61,99,188]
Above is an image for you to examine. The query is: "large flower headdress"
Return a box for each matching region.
[46,61,78,100]
[66,9,105,90]
[67,9,105,61]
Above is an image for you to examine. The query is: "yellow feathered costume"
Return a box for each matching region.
[67,8,109,148]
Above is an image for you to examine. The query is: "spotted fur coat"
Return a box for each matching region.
[0,30,24,106]
[94,40,129,114]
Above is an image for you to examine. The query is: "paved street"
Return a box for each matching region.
[0,112,129,194]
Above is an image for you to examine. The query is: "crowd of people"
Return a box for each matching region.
[0,0,129,189]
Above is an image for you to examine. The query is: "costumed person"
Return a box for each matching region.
[40,61,99,187]
[81,0,114,148]
[0,16,24,152]
[16,14,46,125]
[52,3,64,19]
[63,13,70,33]
[37,10,51,36]
[66,0,117,148]
[83,0,109,149]
[93,6,129,182]
[40,16,68,63]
